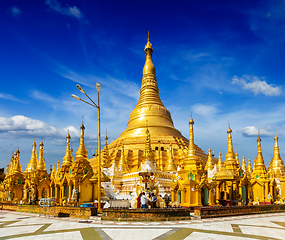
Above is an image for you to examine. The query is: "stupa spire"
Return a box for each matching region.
[10,154,15,174]
[76,123,88,159]
[235,152,240,167]
[62,131,73,165]
[6,163,10,176]
[188,112,195,157]
[269,133,285,176]
[242,155,247,173]
[165,143,177,172]
[117,32,181,140]
[118,145,128,173]
[217,151,224,170]
[102,132,111,168]
[25,140,38,173]
[205,147,214,171]
[144,127,154,163]
[14,149,22,173]
[37,139,46,171]
[225,123,236,167]
[248,158,253,173]
[255,134,266,170]
[143,31,155,76]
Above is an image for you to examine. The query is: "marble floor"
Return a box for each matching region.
[0,210,285,239]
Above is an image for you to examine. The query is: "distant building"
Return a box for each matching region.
[0,168,5,182]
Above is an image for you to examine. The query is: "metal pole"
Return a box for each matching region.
[97,90,101,214]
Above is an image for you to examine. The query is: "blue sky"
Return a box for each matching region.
[1,0,285,171]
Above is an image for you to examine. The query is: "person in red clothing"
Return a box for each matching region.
[137,193,142,209]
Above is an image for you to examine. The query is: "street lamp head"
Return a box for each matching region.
[76,84,85,94]
[71,94,81,101]
[96,82,101,92]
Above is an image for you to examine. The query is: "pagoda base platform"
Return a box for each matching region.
[194,204,285,219]
[0,203,97,219]
[101,208,192,221]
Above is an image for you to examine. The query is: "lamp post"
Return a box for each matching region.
[72,82,102,214]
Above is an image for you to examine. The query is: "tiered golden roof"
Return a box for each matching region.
[215,168,236,180]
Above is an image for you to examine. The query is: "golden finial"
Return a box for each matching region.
[145,31,152,51]
[227,121,232,133]
[189,111,194,124]
[257,131,261,143]
[105,129,108,141]
[143,31,155,75]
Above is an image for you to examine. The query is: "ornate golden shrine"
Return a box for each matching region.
[1,33,285,207]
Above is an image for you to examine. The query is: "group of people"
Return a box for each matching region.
[137,192,157,209]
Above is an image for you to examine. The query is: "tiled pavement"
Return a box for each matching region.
[0,210,285,239]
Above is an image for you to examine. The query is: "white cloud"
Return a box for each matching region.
[240,126,274,137]
[60,69,140,100]
[10,6,21,17]
[0,115,80,139]
[192,104,219,117]
[232,75,282,96]
[45,0,86,22]
[0,93,24,102]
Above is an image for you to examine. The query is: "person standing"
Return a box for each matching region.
[141,192,147,209]
[137,193,142,209]
[151,193,157,208]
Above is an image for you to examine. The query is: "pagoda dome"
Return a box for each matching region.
[215,168,236,180]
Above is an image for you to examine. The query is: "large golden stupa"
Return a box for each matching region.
[89,33,210,194]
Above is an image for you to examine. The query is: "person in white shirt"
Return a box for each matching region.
[141,192,147,209]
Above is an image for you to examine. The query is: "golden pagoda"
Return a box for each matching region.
[224,125,237,172]
[250,135,269,202]
[89,33,209,196]
[268,134,285,178]
[1,150,24,203]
